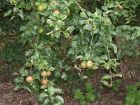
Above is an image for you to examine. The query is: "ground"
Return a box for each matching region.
[0,56,140,105]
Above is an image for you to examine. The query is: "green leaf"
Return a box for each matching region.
[102,63,111,70]
[44,98,50,105]
[47,19,54,26]
[17,10,24,20]
[19,68,29,76]
[101,74,112,80]
[48,86,55,96]
[113,73,122,78]
[85,53,91,60]
[80,12,87,18]
[23,86,32,92]
[4,10,12,17]
[110,43,117,54]
[54,88,63,94]
[100,80,111,87]
[14,77,24,83]
[74,89,85,100]
[85,83,93,92]
[55,95,64,104]
[14,85,22,91]
[66,26,75,33]
[83,76,88,79]
[79,20,85,25]
[76,55,83,59]
[32,81,40,91]
[101,55,108,60]
[57,20,65,26]
[86,92,96,101]
[83,24,92,30]
[40,93,48,98]
[61,72,67,80]
[71,41,77,48]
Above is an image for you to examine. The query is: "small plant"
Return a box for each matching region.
[125,82,140,105]
[100,72,122,88]
[74,82,99,105]
[112,79,122,92]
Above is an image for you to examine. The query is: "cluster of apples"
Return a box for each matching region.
[80,60,94,69]
[36,2,60,34]
[36,2,60,14]
[26,71,51,86]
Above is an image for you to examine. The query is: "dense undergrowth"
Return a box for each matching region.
[0,0,140,105]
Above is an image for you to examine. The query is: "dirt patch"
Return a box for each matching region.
[0,82,38,105]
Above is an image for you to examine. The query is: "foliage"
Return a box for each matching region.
[115,25,140,59]
[102,0,140,24]
[0,41,25,63]
[74,82,99,105]
[0,0,24,64]
[3,0,140,104]
[125,82,140,105]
